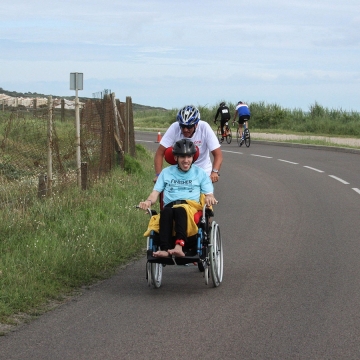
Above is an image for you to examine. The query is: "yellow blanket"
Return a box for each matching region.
[143,195,207,237]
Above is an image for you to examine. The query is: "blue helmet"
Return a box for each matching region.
[176,105,200,126]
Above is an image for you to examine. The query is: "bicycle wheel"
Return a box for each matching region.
[236,129,241,146]
[216,126,222,142]
[226,126,232,144]
[244,129,250,147]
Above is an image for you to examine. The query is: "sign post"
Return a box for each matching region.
[70,72,83,188]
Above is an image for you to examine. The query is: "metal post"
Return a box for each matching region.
[75,88,81,188]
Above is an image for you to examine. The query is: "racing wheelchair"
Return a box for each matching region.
[140,145,223,289]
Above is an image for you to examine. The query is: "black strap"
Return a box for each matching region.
[165,200,187,208]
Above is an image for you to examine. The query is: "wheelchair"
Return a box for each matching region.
[144,203,223,288]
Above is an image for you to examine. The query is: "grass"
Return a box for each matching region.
[134,101,360,141]
[0,145,158,325]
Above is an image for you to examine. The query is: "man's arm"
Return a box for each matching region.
[154,144,166,182]
[210,147,223,183]
[214,107,220,122]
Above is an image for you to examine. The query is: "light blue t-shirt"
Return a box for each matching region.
[154,164,213,206]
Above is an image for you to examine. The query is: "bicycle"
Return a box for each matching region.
[216,121,232,144]
[233,121,250,147]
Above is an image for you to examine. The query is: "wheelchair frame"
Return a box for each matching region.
[145,204,223,288]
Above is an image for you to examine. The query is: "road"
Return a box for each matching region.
[1,132,360,359]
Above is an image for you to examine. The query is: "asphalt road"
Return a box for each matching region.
[1,132,360,359]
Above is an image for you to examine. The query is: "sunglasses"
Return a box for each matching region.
[180,124,195,130]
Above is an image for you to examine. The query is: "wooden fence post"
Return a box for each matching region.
[61,99,65,122]
[38,174,47,198]
[81,162,88,190]
[47,96,53,196]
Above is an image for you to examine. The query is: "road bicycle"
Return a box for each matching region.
[233,121,250,147]
[216,121,232,144]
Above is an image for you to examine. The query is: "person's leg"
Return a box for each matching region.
[153,207,173,257]
[168,207,187,257]
[220,120,226,142]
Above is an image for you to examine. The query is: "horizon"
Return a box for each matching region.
[1,0,360,111]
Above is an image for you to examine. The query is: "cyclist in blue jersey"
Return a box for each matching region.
[233,101,250,141]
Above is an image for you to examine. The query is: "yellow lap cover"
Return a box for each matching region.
[143,194,210,237]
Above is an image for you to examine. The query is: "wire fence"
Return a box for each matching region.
[0,93,135,208]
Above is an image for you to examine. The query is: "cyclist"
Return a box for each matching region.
[214,101,231,143]
[139,139,217,258]
[154,105,222,184]
[233,101,251,141]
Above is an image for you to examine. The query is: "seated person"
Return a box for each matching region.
[138,139,218,258]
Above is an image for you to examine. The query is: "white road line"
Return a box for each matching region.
[352,188,360,195]
[303,166,324,173]
[278,159,298,164]
[136,140,154,143]
[222,150,244,154]
[328,175,350,184]
[251,154,273,159]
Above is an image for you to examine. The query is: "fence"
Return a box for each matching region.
[0,93,135,207]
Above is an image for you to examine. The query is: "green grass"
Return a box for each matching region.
[0,145,158,324]
[134,101,360,139]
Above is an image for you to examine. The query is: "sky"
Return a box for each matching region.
[1,0,360,111]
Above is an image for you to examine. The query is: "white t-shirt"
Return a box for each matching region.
[160,120,220,175]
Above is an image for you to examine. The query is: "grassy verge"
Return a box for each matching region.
[0,145,159,326]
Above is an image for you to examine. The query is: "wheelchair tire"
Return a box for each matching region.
[209,222,223,287]
[150,262,163,288]
[204,267,209,285]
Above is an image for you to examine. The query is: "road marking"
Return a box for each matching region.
[278,159,298,164]
[352,188,360,195]
[222,150,244,155]
[303,166,324,173]
[251,154,273,158]
[328,175,350,184]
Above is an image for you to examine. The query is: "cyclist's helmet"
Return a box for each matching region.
[220,102,225,107]
[238,101,243,104]
[176,105,200,126]
[172,139,197,156]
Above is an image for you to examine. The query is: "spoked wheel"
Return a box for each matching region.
[217,127,222,142]
[226,127,232,144]
[209,222,223,287]
[236,130,241,146]
[148,262,163,288]
[244,129,250,147]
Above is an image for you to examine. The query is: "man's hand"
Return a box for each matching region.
[210,172,219,183]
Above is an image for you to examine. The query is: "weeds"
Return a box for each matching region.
[0,144,156,323]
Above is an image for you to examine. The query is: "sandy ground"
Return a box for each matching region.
[251,132,360,148]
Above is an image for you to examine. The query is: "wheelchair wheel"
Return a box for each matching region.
[147,262,163,288]
[204,266,209,285]
[244,129,250,147]
[209,222,223,287]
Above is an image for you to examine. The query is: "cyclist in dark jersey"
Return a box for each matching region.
[214,102,231,143]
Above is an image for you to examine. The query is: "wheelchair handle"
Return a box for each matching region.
[135,205,152,216]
